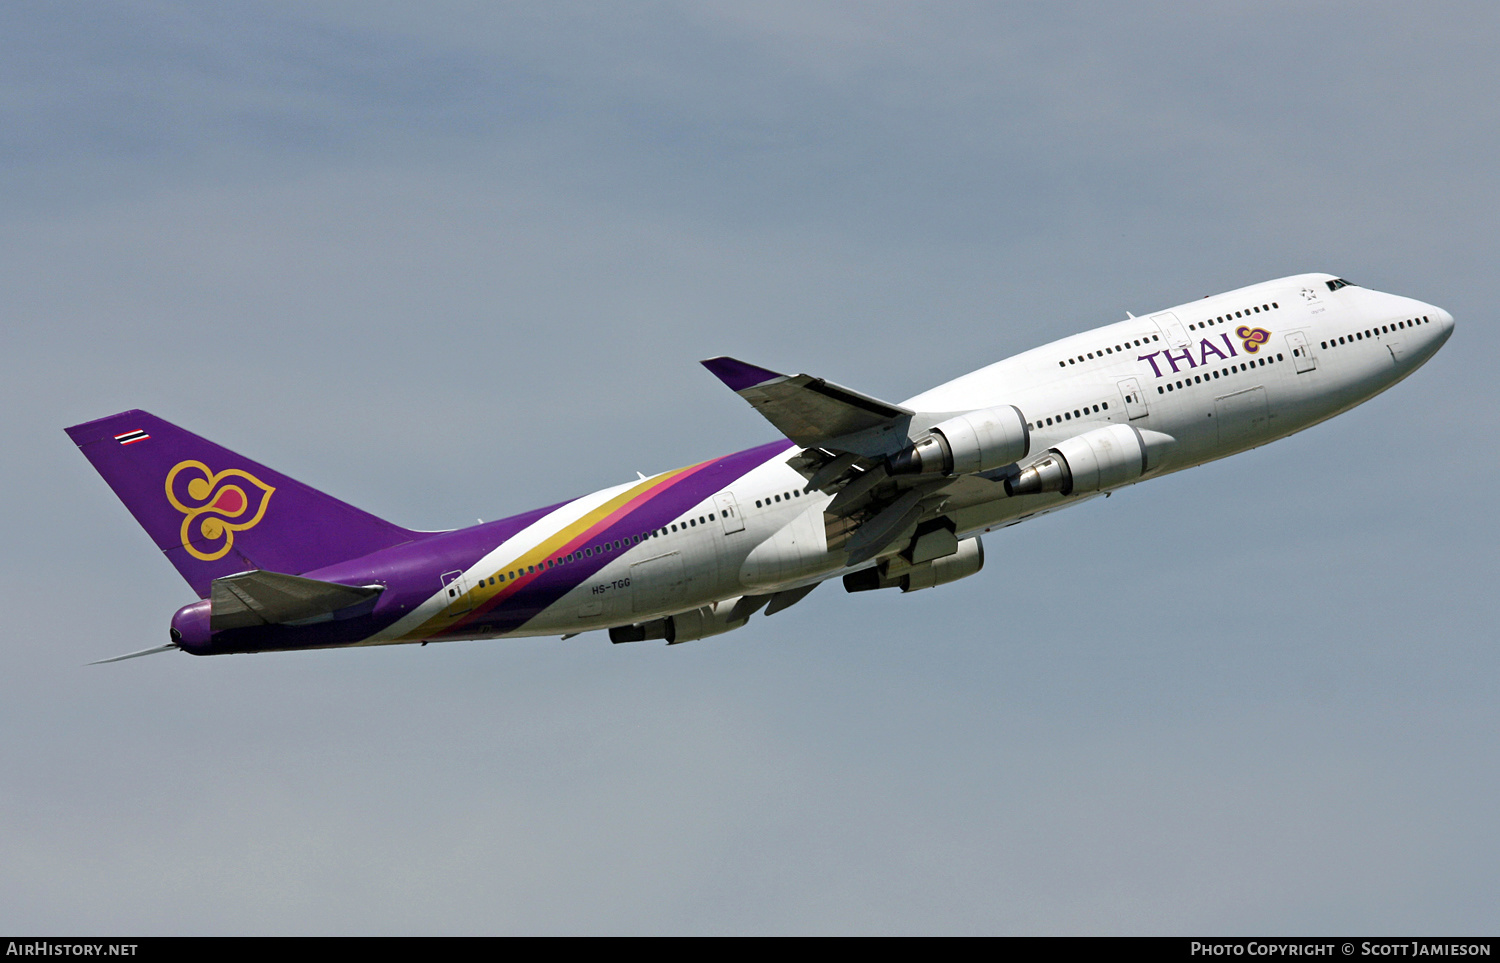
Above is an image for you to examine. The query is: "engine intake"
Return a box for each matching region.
[887,406,1029,477]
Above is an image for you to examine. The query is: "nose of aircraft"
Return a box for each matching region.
[1417,302,1455,356]
[1433,305,1455,341]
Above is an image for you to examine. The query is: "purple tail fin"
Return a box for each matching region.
[66,410,420,598]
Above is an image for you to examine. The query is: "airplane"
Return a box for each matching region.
[67,273,1453,662]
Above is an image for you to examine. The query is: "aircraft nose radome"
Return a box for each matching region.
[1423,303,1455,352]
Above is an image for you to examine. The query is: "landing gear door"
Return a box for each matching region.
[1117,378,1150,420]
[714,491,745,534]
[1286,331,1317,373]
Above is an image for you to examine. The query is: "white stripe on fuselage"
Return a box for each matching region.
[363,476,656,643]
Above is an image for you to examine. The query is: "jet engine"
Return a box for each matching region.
[886,406,1029,477]
[843,536,984,593]
[609,596,762,645]
[1005,424,1171,497]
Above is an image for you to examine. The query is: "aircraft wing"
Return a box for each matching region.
[702,357,966,565]
[701,357,913,453]
[210,570,383,631]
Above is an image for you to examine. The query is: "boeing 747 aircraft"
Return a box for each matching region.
[69,273,1452,661]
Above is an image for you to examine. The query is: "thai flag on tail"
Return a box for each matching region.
[114,429,150,446]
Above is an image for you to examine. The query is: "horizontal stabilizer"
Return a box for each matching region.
[210,570,383,632]
[701,357,912,450]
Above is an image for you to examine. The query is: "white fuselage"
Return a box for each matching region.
[397,273,1452,641]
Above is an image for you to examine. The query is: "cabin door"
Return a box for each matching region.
[1286,331,1317,373]
[441,570,472,613]
[1117,378,1150,420]
[1152,312,1190,348]
[714,491,746,534]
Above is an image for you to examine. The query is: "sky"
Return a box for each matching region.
[3,1,1496,935]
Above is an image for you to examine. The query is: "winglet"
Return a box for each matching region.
[701,357,785,392]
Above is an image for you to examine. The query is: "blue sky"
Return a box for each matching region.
[3,2,1495,934]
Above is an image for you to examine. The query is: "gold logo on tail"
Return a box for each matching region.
[165,461,276,561]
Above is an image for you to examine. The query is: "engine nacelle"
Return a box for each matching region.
[887,406,1029,477]
[609,596,758,645]
[843,536,984,593]
[1005,424,1172,497]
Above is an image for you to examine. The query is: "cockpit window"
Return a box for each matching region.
[1326,278,1356,291]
